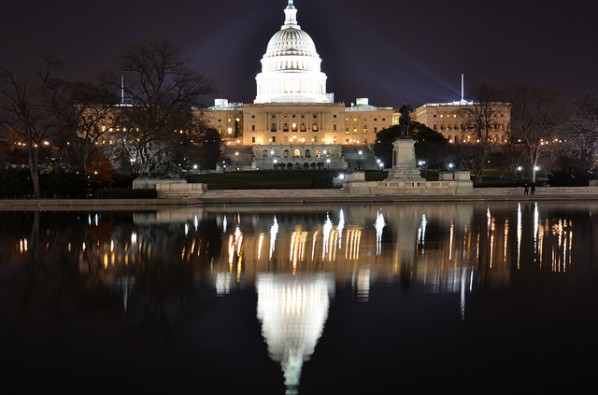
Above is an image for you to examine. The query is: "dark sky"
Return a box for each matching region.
[2,0,597,108]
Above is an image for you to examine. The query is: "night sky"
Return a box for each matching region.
[2,0,597,108]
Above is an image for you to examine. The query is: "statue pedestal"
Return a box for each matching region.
[385,138,425,181]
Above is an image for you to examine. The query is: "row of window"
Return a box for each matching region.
[434,124,505,131]
[432,113,505,118]
[246,124,379,133]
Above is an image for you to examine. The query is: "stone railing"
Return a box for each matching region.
[132,178,206,198]
[155,183,207,198]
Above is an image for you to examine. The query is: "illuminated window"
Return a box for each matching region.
[312,123,318,131]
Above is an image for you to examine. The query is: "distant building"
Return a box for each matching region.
[414,99,511,144]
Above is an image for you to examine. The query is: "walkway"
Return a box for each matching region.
[0,186,596,210]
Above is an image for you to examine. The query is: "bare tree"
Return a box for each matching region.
[459,79,506,183]
[508,85,565,184]
[45,79,118,173]
[559,93,598,172]
[0,60,60,197]
[106,40,215,178]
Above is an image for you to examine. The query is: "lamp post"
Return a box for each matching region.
[357,150,362,170]
[516,165,523,181]
[418,160,427,176]
[326,158,331,170]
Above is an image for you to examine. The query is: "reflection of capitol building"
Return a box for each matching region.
[209,202,577,298]
[256,273,334,395]
[6,203,579,314]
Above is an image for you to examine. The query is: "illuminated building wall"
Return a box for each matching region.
[414,101,511,143]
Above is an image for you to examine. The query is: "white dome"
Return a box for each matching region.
[255,1,332,104]
[264,28,318,62]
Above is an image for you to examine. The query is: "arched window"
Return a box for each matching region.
[293,149,301,157]
[283,123,289,132]
[284,150,289,158]
[305,149,311,158]
[300,123,306,131]
[312,123,318,131]
[271,123,277,132]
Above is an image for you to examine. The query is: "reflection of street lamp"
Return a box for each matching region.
[273,158,278,169]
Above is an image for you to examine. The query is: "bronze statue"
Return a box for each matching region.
[398,104,412,139]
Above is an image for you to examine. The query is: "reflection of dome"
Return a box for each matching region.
[256,273,334,394]
[255,0,332,104]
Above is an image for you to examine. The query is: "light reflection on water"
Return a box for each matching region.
[0,201,597,394]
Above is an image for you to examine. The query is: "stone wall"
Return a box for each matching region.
[131,178,206,198]
[155,183,207,198]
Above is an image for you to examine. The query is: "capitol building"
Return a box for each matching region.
[205,0,394,170]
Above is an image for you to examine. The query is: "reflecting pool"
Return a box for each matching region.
[1,201,598,394]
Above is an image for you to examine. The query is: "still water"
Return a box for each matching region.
[1,201,597,394]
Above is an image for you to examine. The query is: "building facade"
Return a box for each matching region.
[414,100,511,144]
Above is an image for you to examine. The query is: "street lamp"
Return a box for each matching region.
[358,150,362,170]
[326,158,331,170]
[516,165,523,181]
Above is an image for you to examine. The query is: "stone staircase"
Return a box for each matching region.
[341,145,381,170]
